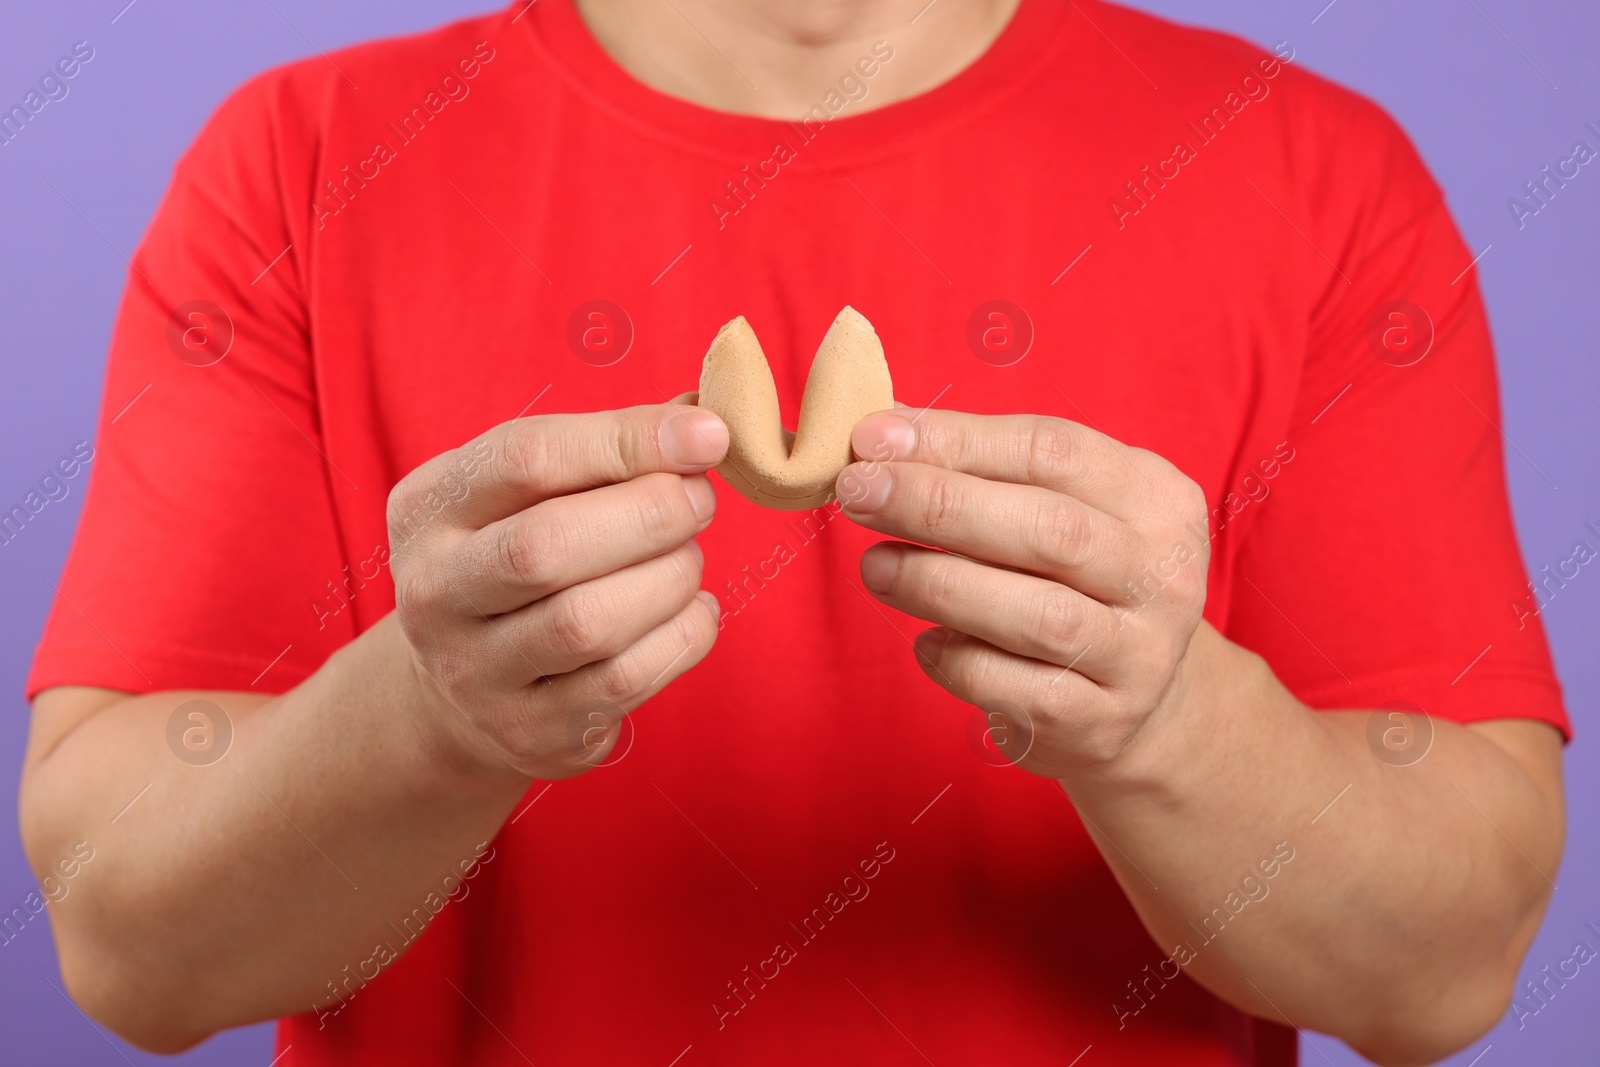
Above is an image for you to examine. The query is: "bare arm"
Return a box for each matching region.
[836,408,1564,1066]
[1071,629,1561,1066]
[19,403,729,1052]
[22,625,518,1051]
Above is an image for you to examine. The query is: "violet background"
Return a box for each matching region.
[0,1,1594,1063]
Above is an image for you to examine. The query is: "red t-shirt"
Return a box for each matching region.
[30,1,1568,1063]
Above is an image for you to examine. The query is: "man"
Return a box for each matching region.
[20,1,1567,1064]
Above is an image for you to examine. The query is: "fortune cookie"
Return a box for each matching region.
[698,306,894,510]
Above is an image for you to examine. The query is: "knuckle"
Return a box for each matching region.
[425,640,476,695]
[502,424,553,492]
[1036,498,1092,567]
[548,590,608,660]
[633,480,680,542]
[394,545,457,621]
[386,471,433,546]
[1135,448,1204,515]
[923,554,961,608]
[392,569,433,620]
[1029,697,1071,735]
[1105,700,1147,755]
[1126,444,1165,476]
[961,643,1009,696]
[1076,732,1124,767]
[919,475,964,535]
[475,701,533,762]
[497,520,560,591]
[1154,541,1208,611]
[384,477,414,536]
[1034,589,1081,651]
[1026,419,1077,482]
[935,419,975,468]
[1079,699,1143,765]
[594,649,649,704]
[677,596,714,648]
[662,544,703,595]
[1164,470,1208,527]
[595,606,707,704]
[615,415,655,476]
[678,542,706,585]
[1178,479,1208,521]
[913,418,951,462]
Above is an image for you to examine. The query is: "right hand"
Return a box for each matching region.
[386,403,728,780]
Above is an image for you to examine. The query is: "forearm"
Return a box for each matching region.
[828,408,1565,1062]
[20,613,528,1051]
[1068,623,1563,1064]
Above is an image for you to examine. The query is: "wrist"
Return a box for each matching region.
[1064,623,1278,798]
[372,615,532,796]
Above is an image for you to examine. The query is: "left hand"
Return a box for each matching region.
[835,408,1212,779]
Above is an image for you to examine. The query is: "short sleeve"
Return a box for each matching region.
[1222,100,1569,739]
[26,70,358,699]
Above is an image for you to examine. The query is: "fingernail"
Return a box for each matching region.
[686,538,704,565]
[683,475,717,522]
[660,409,728,467]
[914,629,948,668]
[696,589,721,619]
[838,462,892,514]
[860,544,901,593]
[852,412,916,462]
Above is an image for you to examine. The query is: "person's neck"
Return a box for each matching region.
[573,0,1022,118]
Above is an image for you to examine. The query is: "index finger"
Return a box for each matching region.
[399,404,728,532]
[850,409,1155,521]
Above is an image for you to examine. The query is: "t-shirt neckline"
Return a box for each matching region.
[512,0,1075,169]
